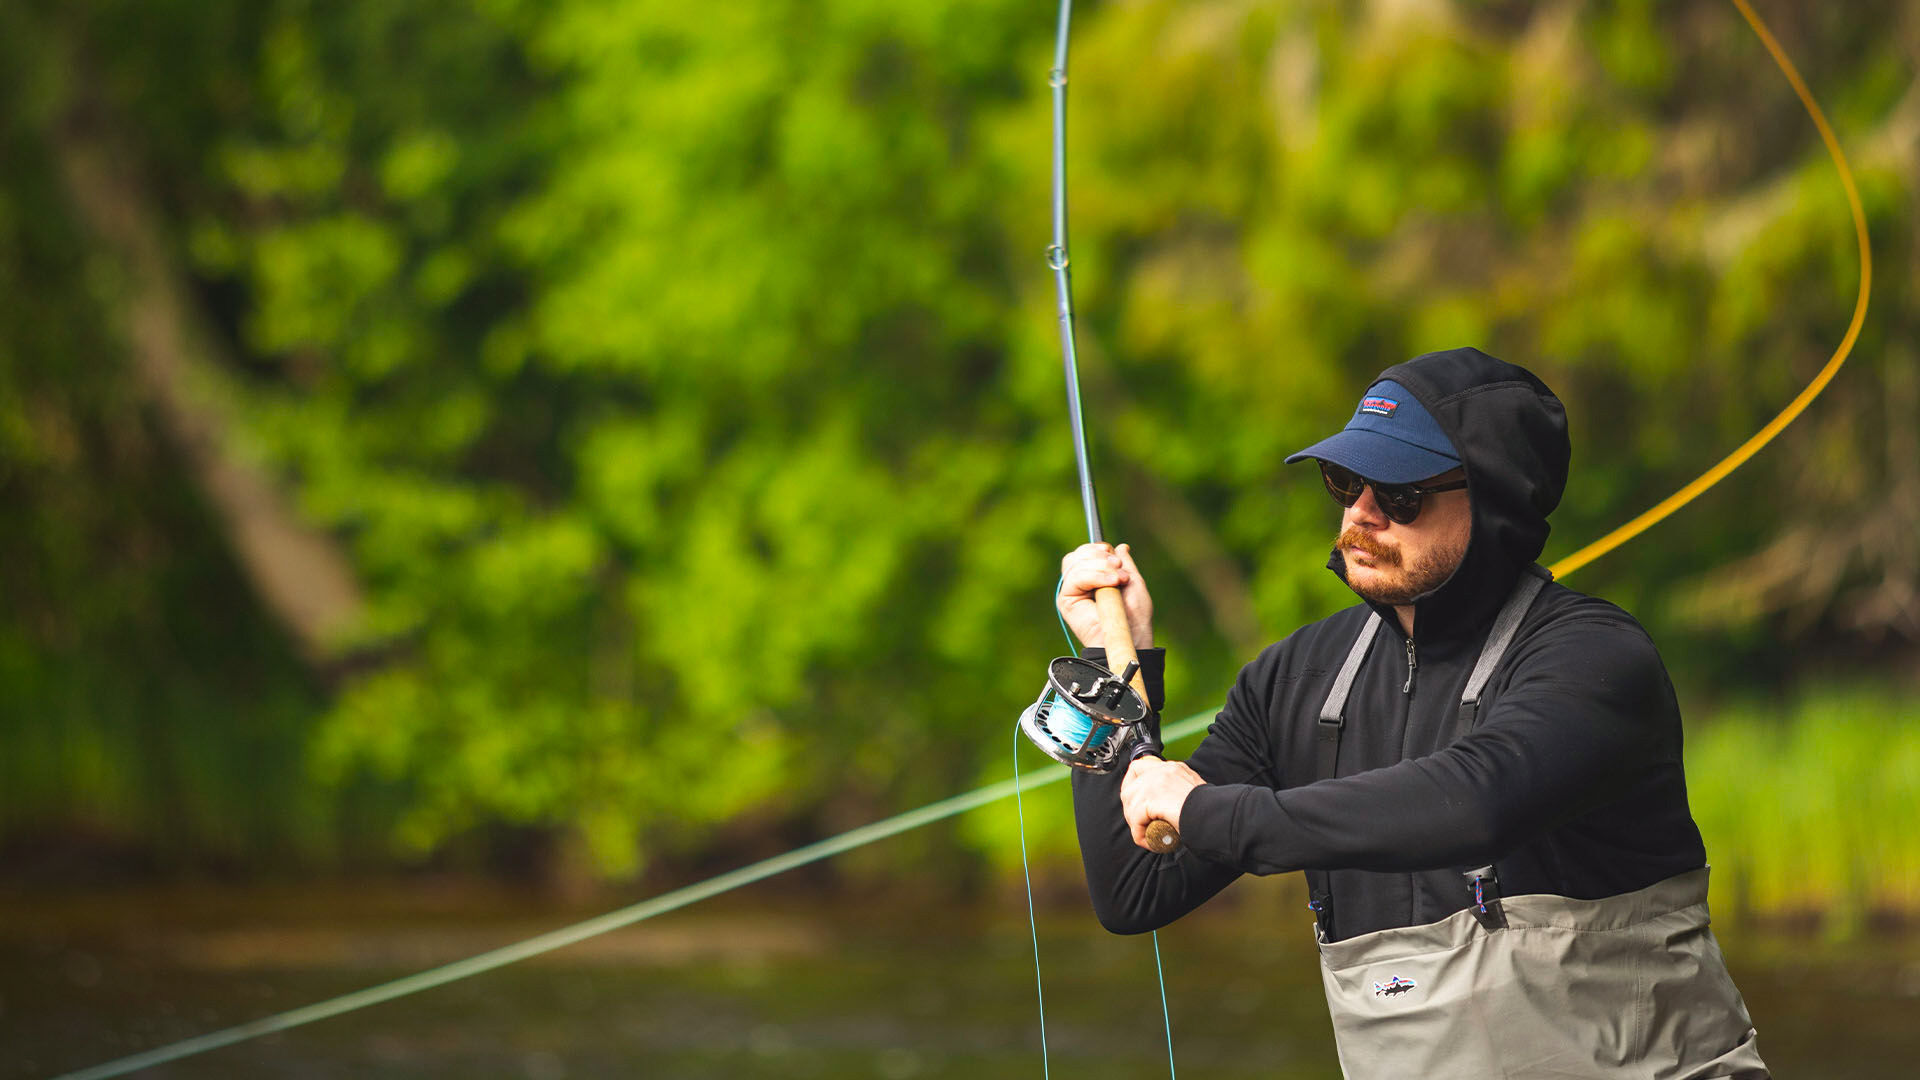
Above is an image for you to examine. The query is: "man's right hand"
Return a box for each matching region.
[1057,542,1155,651]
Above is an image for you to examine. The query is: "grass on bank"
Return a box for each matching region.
[1689,686,1920,937]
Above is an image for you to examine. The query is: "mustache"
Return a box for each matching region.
[1338,526,1402,567]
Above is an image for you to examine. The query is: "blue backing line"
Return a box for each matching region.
[45,707,1218,1080]
[1046,574,1178,1079]
[1013,722,1052,1079]
[1152,930,1178,1078]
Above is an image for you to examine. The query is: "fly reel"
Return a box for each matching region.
[1018,655,1152,774]
[1019,652,1182,852]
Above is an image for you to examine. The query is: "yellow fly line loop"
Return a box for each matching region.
[1548,0,1872,580]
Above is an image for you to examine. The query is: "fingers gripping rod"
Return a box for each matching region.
[1046,0,1179,854]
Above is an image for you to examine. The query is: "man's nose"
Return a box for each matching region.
[1346,483,1391,528]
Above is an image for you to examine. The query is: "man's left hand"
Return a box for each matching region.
[1120,755,1206,852]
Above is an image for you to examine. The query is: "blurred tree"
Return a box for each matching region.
[2,0,1913,882]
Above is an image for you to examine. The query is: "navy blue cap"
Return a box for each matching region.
[1283,379,1460,483]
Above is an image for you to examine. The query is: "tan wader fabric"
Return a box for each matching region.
[1316,868,1767,1079]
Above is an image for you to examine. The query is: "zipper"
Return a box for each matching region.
[1403,636,1417,695]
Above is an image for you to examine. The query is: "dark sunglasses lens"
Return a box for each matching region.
[1374,484,1422,524]
[1320,462,1427,523]
[1320,463,1365,506]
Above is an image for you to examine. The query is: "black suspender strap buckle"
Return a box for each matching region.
[1462,864,1507,931]
[1307,883,1336,942]
[1313,712,1342,783]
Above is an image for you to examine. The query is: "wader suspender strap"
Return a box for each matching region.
[1458,568,1549,730]
[1457,567,1549,930]
[1306,613,1382,939]
[1315,613,1383,780]
[1306,568,1551,941]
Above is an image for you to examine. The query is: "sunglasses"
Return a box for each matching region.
[1318,462,1467,525]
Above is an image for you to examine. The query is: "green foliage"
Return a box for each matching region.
[3,0,1915,887]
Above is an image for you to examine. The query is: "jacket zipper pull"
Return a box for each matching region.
[1403,638,1417,695]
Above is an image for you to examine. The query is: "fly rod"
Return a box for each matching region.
[1016,0,1180,854]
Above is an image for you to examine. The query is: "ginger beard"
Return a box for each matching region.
[1338,523,1468,606]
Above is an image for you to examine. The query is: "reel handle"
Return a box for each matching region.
[1094,585,1184,854]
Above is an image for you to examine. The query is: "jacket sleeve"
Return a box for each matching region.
[1177,616,1676,874]
[1071,645,1284,934]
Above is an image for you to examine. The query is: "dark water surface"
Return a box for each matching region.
[5,875,1917,1078]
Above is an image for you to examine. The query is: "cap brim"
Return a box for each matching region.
[1283,429,1460,484]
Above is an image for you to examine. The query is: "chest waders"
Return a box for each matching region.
[1307,569,1769,1079]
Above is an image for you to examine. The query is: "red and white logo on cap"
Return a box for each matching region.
[1359,396,1399,418]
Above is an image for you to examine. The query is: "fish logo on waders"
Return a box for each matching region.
[1373,976,1417,997]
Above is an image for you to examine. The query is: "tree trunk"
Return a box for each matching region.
[49,67,365,666]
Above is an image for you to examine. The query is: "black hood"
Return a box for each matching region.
[1326,347,1570,643]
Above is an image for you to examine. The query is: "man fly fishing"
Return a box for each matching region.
[1060,347,1769,1078]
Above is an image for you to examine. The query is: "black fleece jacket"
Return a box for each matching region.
[1072,348,1707,943]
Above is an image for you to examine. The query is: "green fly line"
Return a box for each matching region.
[47,709,1218,1080]
[45,2,1870,1077]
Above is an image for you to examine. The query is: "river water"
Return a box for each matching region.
[5,874,1917,1078]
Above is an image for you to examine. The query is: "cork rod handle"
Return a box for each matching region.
[1093,584,1182,854]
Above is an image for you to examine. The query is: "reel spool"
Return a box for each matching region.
[1018,656,1152,774]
